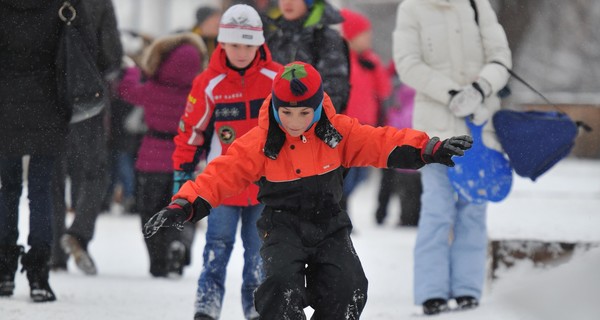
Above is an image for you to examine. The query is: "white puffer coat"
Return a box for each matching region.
[393,0,511,149]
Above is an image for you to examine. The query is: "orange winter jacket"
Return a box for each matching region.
[175,93,431,213]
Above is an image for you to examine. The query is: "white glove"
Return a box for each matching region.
[448,79,492,117]
[471,106,491,125]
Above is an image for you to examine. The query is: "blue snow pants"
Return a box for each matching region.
[413,164,488,305]
[195,204,264,320]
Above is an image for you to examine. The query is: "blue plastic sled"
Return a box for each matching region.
[447,120,513,204]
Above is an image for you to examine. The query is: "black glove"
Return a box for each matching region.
[422,135,473,167]
[143,199,191,238]
[143,197,212,238]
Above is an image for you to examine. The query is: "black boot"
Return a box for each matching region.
[194,313,216,320]
[455,295,479,310]
[21,247,56,302]
[422,298,449,315]
[375,207,387,225]
[0,245,24,297]
[167,240,186,277]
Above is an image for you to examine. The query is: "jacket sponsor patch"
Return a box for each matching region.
[218,125,236,144]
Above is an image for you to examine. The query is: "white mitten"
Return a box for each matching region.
[448,79,491,117]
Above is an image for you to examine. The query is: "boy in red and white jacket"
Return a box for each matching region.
[171,4,281,320]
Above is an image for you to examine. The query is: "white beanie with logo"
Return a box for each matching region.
[217,4,264,46]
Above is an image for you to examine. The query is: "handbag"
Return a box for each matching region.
[447,119,513,204]
[55,0,106,124]
[493,110,580,181]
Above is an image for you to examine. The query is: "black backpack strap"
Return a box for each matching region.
[491,61,592,132]
[470,0,479,25]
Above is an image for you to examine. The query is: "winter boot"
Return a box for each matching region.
[455,295,479,311]
[60,233,97,275]
[21,247,56,302]
[422,298,449,315]
[167,240,186,277]
[149,260,168,278]
[375,207,387,225]
[0,245,24,297]
[194,313,216,320]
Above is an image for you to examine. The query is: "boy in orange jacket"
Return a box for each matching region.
[146,61,472,319]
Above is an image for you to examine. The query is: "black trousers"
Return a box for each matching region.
[0,155,55,249]
[376,169,422,226]
[51,114,107,264]
[136,172,195,274]
[255,209,368,319]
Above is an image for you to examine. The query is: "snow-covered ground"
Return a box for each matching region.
[1,158,599,319]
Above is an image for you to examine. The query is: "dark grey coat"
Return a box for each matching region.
[264,1,350,113]
[0,0,122,156]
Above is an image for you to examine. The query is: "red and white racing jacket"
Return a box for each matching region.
[172,43,282,206]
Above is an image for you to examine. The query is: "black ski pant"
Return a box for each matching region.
[136,172,195,275]
[376,169,422,226]
[255,208,368,319]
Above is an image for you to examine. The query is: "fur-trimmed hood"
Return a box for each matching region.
[141,32,207,85]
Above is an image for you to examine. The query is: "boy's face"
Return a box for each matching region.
[221,43,260,69]
[279,0,308,21]
[278,107,315,137]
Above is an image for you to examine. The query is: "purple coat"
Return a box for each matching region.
[119,43,203,173]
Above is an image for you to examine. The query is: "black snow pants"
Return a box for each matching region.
[375,169,422,226]
[136,172,195,276]
[255,207,368,319]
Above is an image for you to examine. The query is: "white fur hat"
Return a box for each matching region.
[217,4,264,46]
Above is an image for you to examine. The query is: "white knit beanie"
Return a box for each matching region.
[217,4,264,46]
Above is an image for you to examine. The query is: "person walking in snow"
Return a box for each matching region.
[144,61,473,319]
[0,0,121,302]
[118,32,207,277]
[0,0,68,303]
[393,0,512,315]
[50,0,123,276]
[170,5,281,320]
[264,0,350,113]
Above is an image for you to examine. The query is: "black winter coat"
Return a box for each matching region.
[264,2,349,113]
[0,0,122,156]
